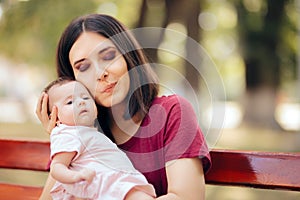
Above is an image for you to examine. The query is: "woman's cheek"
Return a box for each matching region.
[76,73,97,97]
[111,74,130,105]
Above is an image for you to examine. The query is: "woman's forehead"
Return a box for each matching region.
[69,32,115,66]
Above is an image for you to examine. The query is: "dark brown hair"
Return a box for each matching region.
[56,14,159,140]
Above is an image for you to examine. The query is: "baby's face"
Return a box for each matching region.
[48,81,98,127]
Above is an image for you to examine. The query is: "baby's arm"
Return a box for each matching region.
[50,151,95,184]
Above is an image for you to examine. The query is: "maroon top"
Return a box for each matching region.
[118,95,211,196]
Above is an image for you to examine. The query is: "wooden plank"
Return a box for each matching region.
[0,183,42,200]
[0,139,50,171]
[1,139,300,192]
[205,149,300,191]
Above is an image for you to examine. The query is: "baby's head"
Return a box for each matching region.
[44,77,97,127]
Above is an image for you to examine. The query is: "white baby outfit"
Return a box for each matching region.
[50,124,155,200]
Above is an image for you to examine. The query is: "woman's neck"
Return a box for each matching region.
[108,103,143,145]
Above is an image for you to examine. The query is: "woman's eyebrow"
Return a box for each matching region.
[73,58,86,67]
[98,46,115,55]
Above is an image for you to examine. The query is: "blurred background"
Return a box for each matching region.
[0,0,299,199]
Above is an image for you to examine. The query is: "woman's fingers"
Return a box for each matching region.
[35,92,45,120]
[47,106,57,134]
[36,92,52,134]
[36,92,49,122]
[36,92,57,134]
[41,93,50,122]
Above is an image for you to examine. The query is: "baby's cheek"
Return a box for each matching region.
[58,110,75,125]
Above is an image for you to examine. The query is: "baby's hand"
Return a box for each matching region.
[78,168,96,183]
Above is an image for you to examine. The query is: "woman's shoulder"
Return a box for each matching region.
[153,94,188,103]
[150,94,197,121]
[152,94,192,108]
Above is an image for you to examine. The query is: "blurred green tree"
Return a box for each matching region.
[0,0,97,68]
[0,0,298,130]
[137,0,202,92]
[234,0,297,128]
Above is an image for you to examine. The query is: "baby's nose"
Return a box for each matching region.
[78,100,85,106]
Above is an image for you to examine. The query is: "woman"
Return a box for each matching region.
[36,14,211,200]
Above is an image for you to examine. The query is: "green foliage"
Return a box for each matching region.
[0,0,297,88]
[0,0,98,67]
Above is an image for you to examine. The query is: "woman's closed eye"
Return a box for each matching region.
[102,50,116,61]
[75,61,90,72]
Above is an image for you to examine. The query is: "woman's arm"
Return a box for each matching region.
[36,92,57,199]
[39,174,56,200]
[50,152,95,184]
[156,157,205,200]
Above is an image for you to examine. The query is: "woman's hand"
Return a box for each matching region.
[36,92,57,134]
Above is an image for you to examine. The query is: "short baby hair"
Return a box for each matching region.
[43,76,75,115]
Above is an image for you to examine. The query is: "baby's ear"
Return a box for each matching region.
[56,119,62,126]
[49,111,57,121]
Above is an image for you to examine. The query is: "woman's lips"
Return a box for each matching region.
[101,82,117,93]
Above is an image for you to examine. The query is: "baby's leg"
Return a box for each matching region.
[124,187,155,200]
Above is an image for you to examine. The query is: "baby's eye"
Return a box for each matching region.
[83,96,90,100]
[66,100,73,105]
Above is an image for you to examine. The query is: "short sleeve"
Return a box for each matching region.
[50,126,83,160]
[163,95,211,173]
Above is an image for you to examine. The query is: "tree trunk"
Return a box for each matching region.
[136,0,202,92]
[236,0,286,129]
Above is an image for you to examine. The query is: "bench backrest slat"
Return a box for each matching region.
[205,150,300,191]
[0,139,50,171]
[1,139,300,191]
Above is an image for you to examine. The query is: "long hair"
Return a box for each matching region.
[56,14,159,140]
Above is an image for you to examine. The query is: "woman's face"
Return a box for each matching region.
[69,32,130,107]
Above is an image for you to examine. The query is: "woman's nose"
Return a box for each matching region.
[97,70,109,81]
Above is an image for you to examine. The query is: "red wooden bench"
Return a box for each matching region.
[0,139,299,199]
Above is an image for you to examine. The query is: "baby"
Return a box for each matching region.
[43,77,156,200]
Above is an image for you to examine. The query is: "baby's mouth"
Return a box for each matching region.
[79,109,88,115]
